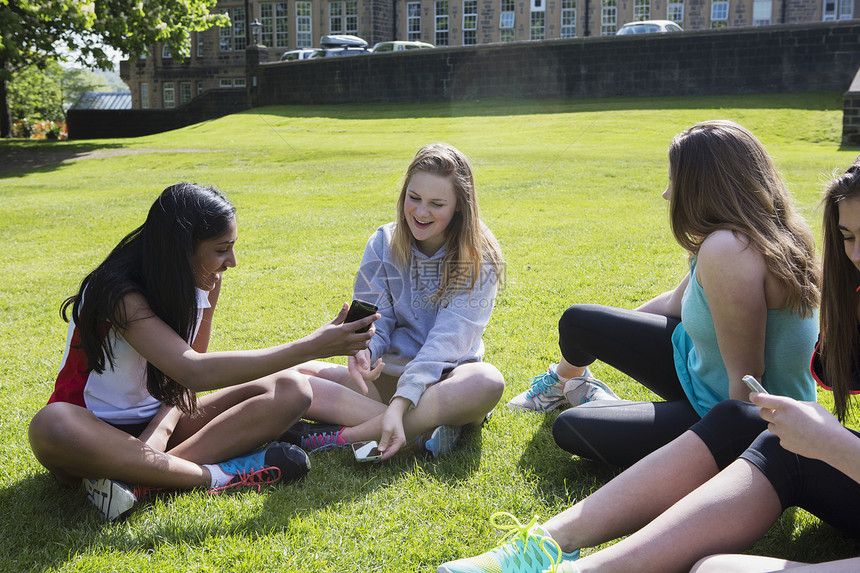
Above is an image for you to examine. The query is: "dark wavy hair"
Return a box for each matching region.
[61,183,236,414]
[820,157,860,421]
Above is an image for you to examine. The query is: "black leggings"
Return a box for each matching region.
[553,304,701,467]
[692,400,860,540]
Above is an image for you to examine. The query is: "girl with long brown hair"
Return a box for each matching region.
[509,120,820,467]
[280,143,506,459]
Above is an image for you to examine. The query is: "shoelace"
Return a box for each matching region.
[487,511,560,569]
[526,371,558,398]
[209,465,281,494]
[304,430,342,452]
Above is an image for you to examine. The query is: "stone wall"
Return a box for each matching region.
[253,21,860,106]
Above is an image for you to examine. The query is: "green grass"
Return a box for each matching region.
[2,92,859,571]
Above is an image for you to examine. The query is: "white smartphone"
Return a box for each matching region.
[351,440,382,462]
[742,375,768,394]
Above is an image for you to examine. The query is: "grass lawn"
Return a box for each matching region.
[2,92,860,571]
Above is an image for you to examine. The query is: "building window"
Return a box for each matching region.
[435,0,449,46]
[162,44,172,59]
[220,7,246,51]
[500,0,515,40]
[197,81,204,95]
[530,0,546,40]
[233,78,247,88]
[180,82,192,104]
[667,0,684,24]
[710,0,728,27]
[633,0,650,21]
[752,0,771,24]
[407,2,421,41]
[823,0,853,19]
[197,32,204,57]
[220,78,234,88]
[463,0,477,44]
[561,0,576,38]
[261,3,289,47]
[163,82,175,108]
[601,0,617,34]
[140,83,149,109]
[297,2,312,47]
[329,1,358,34]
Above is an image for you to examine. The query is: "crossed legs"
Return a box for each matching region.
[28,369,312,488]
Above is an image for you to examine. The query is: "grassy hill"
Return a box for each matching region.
[1,92,858,571]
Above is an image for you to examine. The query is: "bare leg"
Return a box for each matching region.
[168,369,312,463]
[555,358,588,380]
[574,459,782,573]
[29,402,211,489]
[28,370,312,488]
[691,555,860,573]
[300,362,504,444]
[543,430,720,552]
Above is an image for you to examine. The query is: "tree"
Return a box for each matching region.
[0,0,228,137]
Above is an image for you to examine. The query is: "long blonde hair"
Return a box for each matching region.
[667,120,819,318]
[820,157,860,421]
[391,143,504,299]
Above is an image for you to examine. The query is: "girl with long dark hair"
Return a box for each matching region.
[28,183,376,520]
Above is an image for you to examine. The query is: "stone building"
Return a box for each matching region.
[120,0,858,108]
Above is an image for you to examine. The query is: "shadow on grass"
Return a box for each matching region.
[0,141,127,178]
[247,91,844,122]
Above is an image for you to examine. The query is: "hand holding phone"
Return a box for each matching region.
[351,440,382,462]
[345,299,378,333]
[742,375,768,394]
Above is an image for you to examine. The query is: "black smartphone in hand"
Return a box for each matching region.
[345,299,378,333]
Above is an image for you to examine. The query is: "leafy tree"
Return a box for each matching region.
[0,0,228,137]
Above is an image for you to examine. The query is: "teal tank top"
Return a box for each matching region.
[672,258,818,417]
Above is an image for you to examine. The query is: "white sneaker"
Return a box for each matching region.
[507,364,592,412]
[84,478,140,521]
[563,375,620,406]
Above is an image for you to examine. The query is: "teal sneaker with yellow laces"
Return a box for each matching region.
[437,512,580,573]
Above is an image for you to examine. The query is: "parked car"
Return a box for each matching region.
[319,34,368,48]
[311,46,370,58]
[280,49,321,62]
[371,41,435,53]
[616,20,683,35]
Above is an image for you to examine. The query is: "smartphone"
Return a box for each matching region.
[351,440,382,462]
[345,299,378,333]
[742,375,769,394]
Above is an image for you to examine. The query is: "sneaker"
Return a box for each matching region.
[437,512,580,573]
[84,478,153,521]
[562,375,620,406]
[506,364,592,413]
[277,420,349,453]
[208,442,310,494]
[420,425,462,458]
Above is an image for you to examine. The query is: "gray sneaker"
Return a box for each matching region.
[507,364,593,413]
[563,375,620,405]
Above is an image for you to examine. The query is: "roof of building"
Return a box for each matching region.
[70,92,132,110]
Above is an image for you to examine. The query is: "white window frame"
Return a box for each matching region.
[197,81,204,95]
[463,0,477,45]
[163,82,175,108]
[823,0,853,19]
[710,0,729,27]
[530,10,546,40]
[197,32,204,57]
[561,0,577,38]
[140,83,149,109]
[500,0,515,30]
[633,0,651,21]
[220,78,234,88]
[233,77,247,88]
[601,0,617,35]
[407,2,421,41]
[220,9,233,51]
[667,0,684,24]
[180,82,192,104]
[435,0,449,46]
[752,0,771,24]
[296,2,312,48]
[162,44,172,59]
